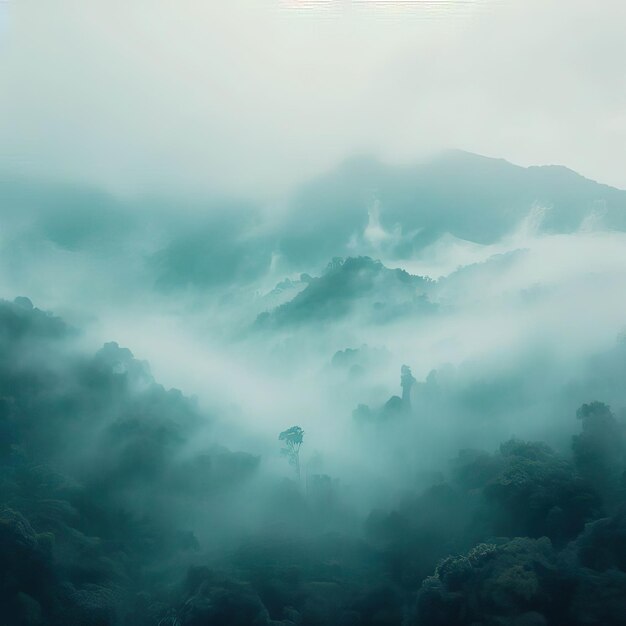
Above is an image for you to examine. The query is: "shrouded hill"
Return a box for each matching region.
[3,298,626,625]
[256,256,435,328]
[3,151,626,291]
[278,150,626,266]
[0,174,135,251]
[0,297,261,625]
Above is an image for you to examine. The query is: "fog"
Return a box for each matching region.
[1,0,626,196]
[3,149,626,623]
[2,2,626,625]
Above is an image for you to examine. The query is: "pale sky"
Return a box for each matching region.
[0,0,624,198]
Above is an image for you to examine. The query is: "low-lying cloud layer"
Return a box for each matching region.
[2,3,626,623]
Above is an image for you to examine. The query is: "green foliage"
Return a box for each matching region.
[279,426,304,479]
[257,256,434,328]
[4,297,626,626]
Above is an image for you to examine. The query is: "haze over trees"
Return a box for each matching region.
[2,153,626,625]
[1,0,625,621]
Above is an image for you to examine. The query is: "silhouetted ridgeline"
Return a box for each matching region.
[256,257,435,328]
[3,151,626,295]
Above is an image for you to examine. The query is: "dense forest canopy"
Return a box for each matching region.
[2,0,626,622]
[2,151,626,624]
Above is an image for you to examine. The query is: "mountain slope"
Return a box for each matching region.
[256,256,434,328]
[278,150,626,266]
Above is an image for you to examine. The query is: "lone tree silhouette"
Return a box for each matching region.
[279,426,304,480]
[401,364,416,410]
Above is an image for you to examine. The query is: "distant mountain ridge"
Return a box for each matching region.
[2,151,625,291]
[277,150,626,267]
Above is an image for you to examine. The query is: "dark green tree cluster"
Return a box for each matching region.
[2,297,626,625]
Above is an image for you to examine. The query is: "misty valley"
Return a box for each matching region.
[2,152,626,626]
